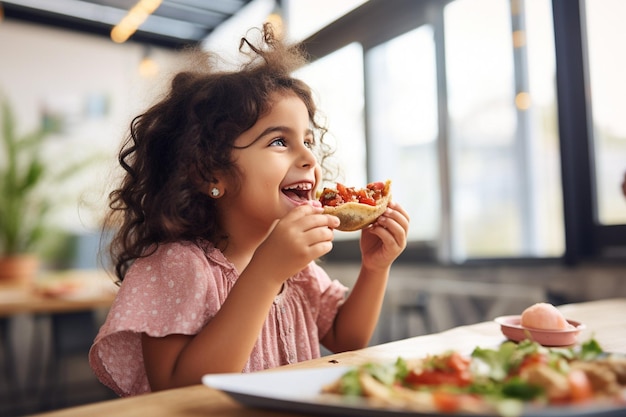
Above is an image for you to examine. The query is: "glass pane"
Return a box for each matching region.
[295,43,367,192]
[584,1,626,225]
[524,0,564,256]
[366,26,439,242]
[284,0,369,42]
[445,0,562,260]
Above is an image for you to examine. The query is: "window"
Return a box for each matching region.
[444,0,561,260]
[584,0,626,226]
[296,0,626,264]
[295,43,366,189]
[285,0,369,42]
[366,26,440,243]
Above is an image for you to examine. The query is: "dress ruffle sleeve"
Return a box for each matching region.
[88,242,233,396]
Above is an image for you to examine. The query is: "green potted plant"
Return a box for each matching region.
[0,96,48,287]
[0,95,95,287]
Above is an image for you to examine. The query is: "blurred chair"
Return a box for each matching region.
[0,317,23,415]
[385,279,547,341]
[35,311,99,411]
[0,318,11,389]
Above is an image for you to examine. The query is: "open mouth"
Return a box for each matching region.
[282,182,313,203]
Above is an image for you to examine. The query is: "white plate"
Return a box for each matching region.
[202,366,626,417]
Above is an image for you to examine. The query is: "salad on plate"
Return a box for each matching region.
[322,339,626,416]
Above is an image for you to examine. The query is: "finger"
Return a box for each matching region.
[387,201,410,223]
[375,210,403,232]
[304,225,336,245]
[384,210,409,234]
[292,203,342,229]
[374,215,407,248]
[289,202,323,216]
[298,212,341,231]
[324,214,341,229]
[293,204,340,229]
[367,223,402,251]
[308,240,334,259]
[382,204,410,232]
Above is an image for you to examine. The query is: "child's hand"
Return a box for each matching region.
[359,201,410,271]
[252,204,340,284]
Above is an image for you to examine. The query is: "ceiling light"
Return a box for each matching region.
[111,0,162,44]
[2,0,201,41]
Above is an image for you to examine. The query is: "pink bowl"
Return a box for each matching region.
[494,315,585,347]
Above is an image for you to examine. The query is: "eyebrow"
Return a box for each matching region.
[234,125,314,149]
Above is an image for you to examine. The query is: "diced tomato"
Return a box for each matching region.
[367,182,385,200]
[432,391,461,413]
[568,369,593,403]
[446,352,470,373]
[356,189,376,206]
[405,352,472,388]
[319,189,343,206]
[517,352,548,375]
[336,183,355,203]
[367,181,385,192]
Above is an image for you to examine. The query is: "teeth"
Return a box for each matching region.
[284,183,312,191]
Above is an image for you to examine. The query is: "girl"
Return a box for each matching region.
[89,25,409,397]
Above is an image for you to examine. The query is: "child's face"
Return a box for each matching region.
[224,92,321,226]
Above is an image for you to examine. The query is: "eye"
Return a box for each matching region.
[269,137,287,147]
[304,137,315,149]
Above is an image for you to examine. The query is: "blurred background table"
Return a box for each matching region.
[0,269,117,415]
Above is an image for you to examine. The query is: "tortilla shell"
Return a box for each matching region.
[322,180,391,231]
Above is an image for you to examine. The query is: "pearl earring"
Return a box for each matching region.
[210,187,220,197]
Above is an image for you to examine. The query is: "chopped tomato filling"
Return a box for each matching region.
[319,181,385,207]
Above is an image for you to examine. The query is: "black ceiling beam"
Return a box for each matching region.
[2,3,200,49]
[301,0,452,61]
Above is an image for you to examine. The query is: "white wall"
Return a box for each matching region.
[0,19,182,233]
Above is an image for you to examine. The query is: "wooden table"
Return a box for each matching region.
[0,289,115,317]
[0,270,117,317]
[32,298,626,417]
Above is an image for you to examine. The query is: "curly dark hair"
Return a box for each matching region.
[103,24,333,283]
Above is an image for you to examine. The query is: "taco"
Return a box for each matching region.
[318,180,391,231]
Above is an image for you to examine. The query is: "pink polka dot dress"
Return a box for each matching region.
[89,241,347,396]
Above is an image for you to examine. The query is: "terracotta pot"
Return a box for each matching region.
[0,254,40,289]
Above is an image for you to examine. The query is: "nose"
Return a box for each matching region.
[298,144,317,169]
